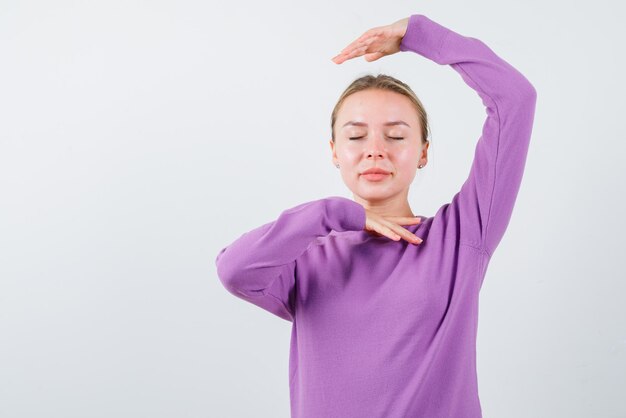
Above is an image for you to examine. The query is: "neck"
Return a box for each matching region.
[352,193,415,218]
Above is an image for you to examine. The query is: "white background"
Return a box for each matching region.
[1,0,624,417]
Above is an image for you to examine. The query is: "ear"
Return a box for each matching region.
[419,140,429,165]
[329,139,338,165]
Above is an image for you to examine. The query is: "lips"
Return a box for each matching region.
[361,168,391,175]
[360,167,391,182]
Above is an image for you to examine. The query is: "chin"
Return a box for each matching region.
[355,188,395,202]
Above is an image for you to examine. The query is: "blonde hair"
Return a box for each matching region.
[330,74,430,145]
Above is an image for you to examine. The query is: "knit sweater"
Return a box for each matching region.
[215,13,537,418]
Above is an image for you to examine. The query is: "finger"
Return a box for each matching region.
[383,221,423,244]
[374,222,411,243]
[341,32,374,53]
[377,224,403,242]
[332,45,366,64]
[337,25,388,59]
[395,228,423,245]
[342,43,369,60]
[337,34,375,59]
[386,216,423,225]
[350,27,384,47]
[364,51,385,62]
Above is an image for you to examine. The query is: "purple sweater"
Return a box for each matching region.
[215,14,537,418]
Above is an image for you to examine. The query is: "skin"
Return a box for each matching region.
[330,17,429,245]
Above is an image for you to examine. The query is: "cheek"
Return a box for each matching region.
[390,154,419,181]
[393,149,419,167]
[339,145,362,161]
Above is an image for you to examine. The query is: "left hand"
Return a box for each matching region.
[331,17,410,64]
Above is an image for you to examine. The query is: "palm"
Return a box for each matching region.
[331,18,409,64]
[363,208,423,244]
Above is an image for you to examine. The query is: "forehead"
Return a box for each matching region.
[338,89,418,126]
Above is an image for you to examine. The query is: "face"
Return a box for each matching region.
[330,89,429,204]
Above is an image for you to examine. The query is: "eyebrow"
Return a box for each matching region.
[342,120,411,128]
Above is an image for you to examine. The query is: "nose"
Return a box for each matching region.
[366,136,387,160]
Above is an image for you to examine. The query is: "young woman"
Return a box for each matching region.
[216,13,537,418]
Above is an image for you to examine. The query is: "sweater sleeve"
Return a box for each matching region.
[215,196,366,322]
[400,14,537,257]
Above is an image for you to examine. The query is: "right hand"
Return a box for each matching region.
[331,17,410,64]
[364,209,424,245]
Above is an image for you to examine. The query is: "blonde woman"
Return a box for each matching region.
[216,13,537,418]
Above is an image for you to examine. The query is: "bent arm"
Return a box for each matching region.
[215,197,366,321]
[400,14,537,257]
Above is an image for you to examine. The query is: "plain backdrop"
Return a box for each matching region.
[1,1,625,417]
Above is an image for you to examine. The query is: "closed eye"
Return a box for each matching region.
[348,136,404,140]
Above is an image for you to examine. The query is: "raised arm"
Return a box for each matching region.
[215,197,366,321]
[399,14,537,257]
